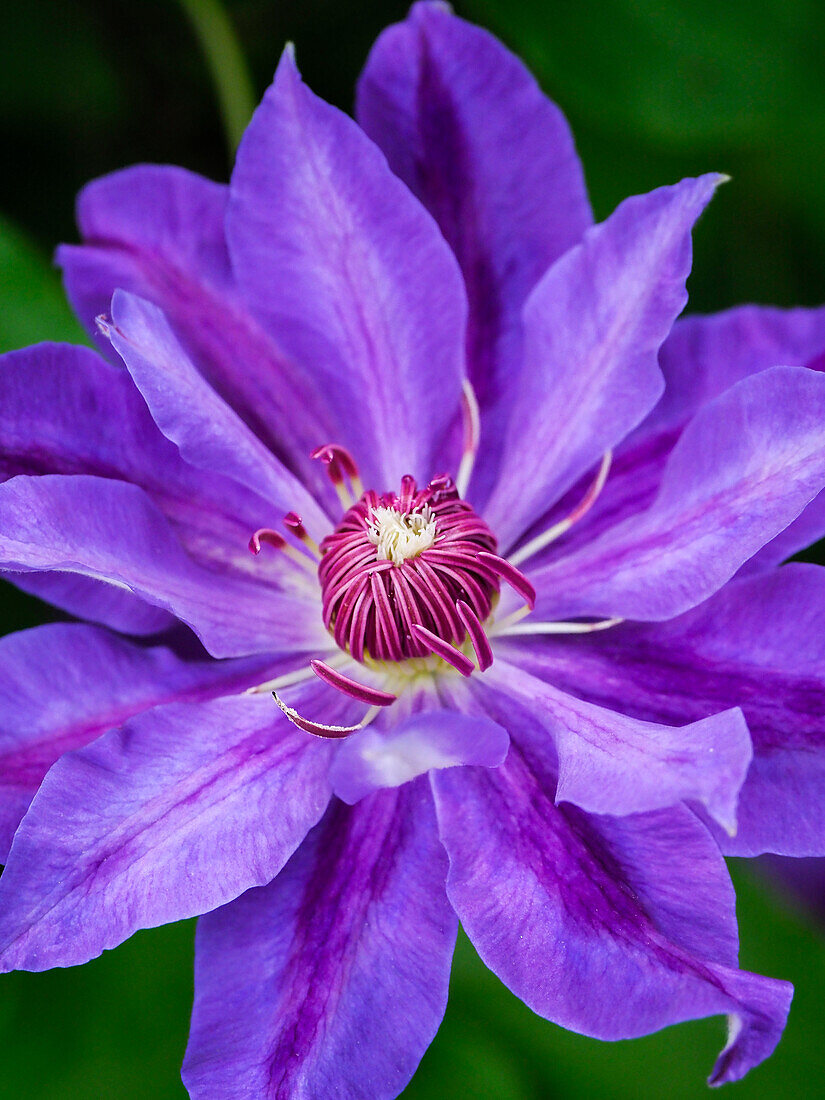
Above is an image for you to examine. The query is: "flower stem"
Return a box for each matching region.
[177,0,256,158]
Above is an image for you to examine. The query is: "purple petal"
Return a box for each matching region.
[57,164,333,488]
[649,304,825,438]
[0,623,270,860]
[0,474,329,658]
[432,747,792,1084]
[0,690,344,971]
[226,48,468,488]
[479,658,750,831]
[532,365,825,621]
[0,340,291,585]
[508,562,825,856]
[8,570,174,635]
[515,313,825,580]
[183,781,455,1100]
[357,2,591,499]
[329,708,509,804]
[106,291,329,530]
[486,176,721,550]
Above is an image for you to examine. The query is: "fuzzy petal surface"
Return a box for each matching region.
[357,1,591,498]
[183,781,456,1100]
[0,691,343,971]
[432,744,792,1085]
[227,48,467,489]
[486,176,720,549]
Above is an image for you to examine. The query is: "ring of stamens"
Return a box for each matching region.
[319,475,499,664]
[247,391,621,737]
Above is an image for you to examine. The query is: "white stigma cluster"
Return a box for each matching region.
[367,505,437,565]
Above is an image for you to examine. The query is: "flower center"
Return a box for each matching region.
[248,426,618,739]
[318,474,499,663]
[367,505,437,564]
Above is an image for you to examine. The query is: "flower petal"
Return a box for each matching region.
[183,781,455,1100]
[0,691,343,971]
[650,304,825,438]
[532,365,825,621]
[8,570,174,636]
[0,623,270,861]
[57,164,332,487]
[486,175,721,550]
[357,1,591,499]
[507,562,825,856]
[329,708,509,804]
[432,748,792,1085]
[0,340,293,586]
[0,474,328,658]
[106,290,330,530]
[514,308,825,577]
[226,47,468,488]
[479,658,750,832]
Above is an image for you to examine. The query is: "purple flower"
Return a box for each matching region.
[2,2,825,1094]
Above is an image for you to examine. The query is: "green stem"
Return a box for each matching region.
[178,0,256,158]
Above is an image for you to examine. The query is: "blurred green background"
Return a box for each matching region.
[2,0,825,1096]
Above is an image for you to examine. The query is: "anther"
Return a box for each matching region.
[310,659,397,706]
[456,600,494,671]
[249,528,287,554]
[477,552,536,610]
[410,623,475,677]
[284,512,320,557]
[311,444,364,507]
[249,527,315,574]
[273,692,380,739]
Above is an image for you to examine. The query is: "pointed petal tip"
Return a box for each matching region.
[708,978,794,1086]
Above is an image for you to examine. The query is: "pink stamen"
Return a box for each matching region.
[317,474,499,663]
[456,601,494,671]
[249,527,287,554]
[283,511,320,559]
[411,624,475,677]
[456,379,480,498]
[311,443,364,503]
[310,660,397,706]
[477,552,536,610]
[509,450,613,568]
[272,691,377,739]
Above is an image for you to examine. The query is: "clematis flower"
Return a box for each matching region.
[2,2,825,1094]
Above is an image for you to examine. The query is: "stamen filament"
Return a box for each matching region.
[495,617,623,637]
[509,450,613,567]
[456,379,481,498]
[246,652,349,694]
